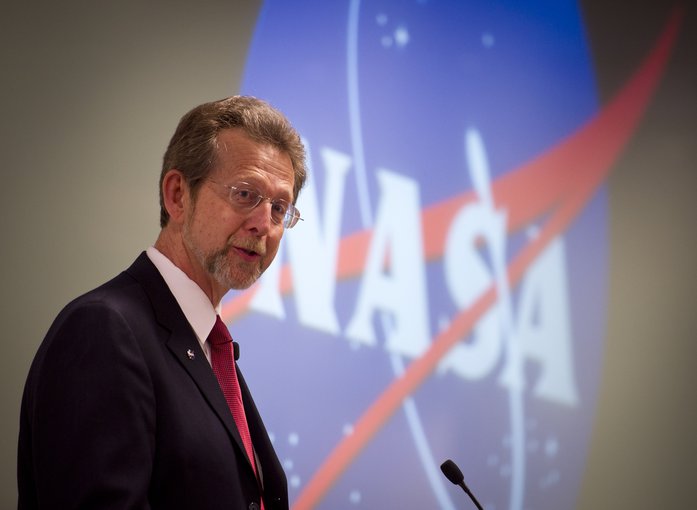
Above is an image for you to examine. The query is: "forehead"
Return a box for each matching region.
[213,128,294,196]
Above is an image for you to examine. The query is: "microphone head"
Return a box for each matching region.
[440,459,465,485]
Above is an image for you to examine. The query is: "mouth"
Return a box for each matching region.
[232,244,263,261]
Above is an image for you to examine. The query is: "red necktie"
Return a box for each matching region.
[208,315,263,500]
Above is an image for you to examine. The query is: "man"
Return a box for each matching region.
[18,96,307,510]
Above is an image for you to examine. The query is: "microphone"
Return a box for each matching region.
[440,459,484,510]
[233,341,240,361]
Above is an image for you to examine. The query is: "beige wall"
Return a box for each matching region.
[0,1,262,507]
[577,3,697,508]
[1,1,695,508]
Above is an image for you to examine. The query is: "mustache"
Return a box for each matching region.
[227,237,265,256]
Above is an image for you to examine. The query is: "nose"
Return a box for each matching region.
[243,199,275,234]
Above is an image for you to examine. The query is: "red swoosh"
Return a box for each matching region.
[222,7,683,508]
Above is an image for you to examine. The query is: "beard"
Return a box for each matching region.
[183,222,266,291]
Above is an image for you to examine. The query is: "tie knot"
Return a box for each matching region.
[208,315,232,347]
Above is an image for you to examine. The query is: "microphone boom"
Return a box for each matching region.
[440,459,484,510]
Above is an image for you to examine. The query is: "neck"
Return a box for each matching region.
[154,228,226,306]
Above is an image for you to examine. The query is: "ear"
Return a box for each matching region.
[161,169,189,225]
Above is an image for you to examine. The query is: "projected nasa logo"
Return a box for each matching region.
[226,1,620,509]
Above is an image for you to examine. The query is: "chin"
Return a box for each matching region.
[221,268,262,291]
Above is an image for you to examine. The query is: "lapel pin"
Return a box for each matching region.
[186,349,195,360]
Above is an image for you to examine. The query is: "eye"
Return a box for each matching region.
[271,200,288,216]
[232,187,258,206]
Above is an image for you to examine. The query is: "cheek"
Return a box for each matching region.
[194,206,236,245]
[189,214,214,244]
[263,235,283,265]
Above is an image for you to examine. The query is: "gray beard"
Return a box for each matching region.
[182,225,261,291]
[205,242,261,290]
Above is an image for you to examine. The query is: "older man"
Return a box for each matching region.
[18,96,306,510]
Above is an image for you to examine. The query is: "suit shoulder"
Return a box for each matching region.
[40,273,146,350]
[67,270,150,317]
[34,266,159,363]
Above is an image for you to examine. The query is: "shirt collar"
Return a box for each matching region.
[146,246,220,355]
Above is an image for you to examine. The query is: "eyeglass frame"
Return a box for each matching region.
[206,179,303,229]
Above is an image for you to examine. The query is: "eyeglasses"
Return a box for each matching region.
[207,180,303,229]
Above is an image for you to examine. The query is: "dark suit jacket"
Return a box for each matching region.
[18,252,287,510]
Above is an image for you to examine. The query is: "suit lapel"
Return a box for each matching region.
[125,252,255,476]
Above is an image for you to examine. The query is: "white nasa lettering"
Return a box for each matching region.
[439,202,503,379]
[499,237,579,406]
[250,135,579,407]
[440,211,578,404]
[438,128,508,380]
[345,169,431,357]
[438,128,578,406]
[288,145,350,333]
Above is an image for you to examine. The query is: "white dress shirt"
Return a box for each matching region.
[146,246,219,364]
